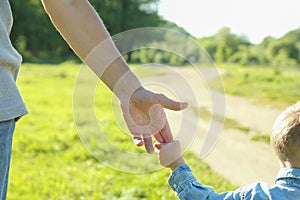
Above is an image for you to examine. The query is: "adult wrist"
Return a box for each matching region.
[84,38,143,100]
[113,72,143,100]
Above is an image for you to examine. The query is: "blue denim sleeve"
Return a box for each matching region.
[168,164,218,200]
[168,164,240,200]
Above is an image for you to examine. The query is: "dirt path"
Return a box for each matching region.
[141,66,284,186]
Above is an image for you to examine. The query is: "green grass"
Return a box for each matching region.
[251,134,270,143]
[8,61,236,199]
[211,64,300,108]
[208,63,300,144]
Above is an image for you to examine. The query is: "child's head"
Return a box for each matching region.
[271,102,300,168]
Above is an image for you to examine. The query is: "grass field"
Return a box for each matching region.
[211,64,300,108]
[8,61,236,199]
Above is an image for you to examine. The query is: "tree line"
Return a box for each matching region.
[10,0,163,62]
[198,27,300,67]
[10,1,300,67]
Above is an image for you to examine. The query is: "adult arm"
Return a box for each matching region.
[40,0,187,153]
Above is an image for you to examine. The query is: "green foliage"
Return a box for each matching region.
[10,0,164,62]
[198,27,252,64]
[266,37,299,66]
[127,24,199,65]
[246,29,300,67]
[10,0,300,67]
[251,135,270,143]
[89,0,161,34]
[252,36,275,64]
[211,64,300,108]
[9,0,300,66]
[215,28,243,62]
[10,0,70,61]
[8,62,236,199]
[229,46,259,66]
[197,27,300,67]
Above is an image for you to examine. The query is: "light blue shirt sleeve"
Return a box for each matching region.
[168,164,300,200]
[168,164,238,199]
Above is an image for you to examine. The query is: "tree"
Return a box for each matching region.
[10,0,164,62]
[266,38,299,66]
[198,27,251,63]
[10,0,70,61]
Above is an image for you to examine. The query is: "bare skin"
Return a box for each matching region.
[40,0,188,153]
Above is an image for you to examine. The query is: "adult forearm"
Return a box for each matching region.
[41,0,141,98]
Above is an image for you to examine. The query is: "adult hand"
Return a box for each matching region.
[120,87,188,153]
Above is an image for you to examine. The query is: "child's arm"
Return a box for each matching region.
[156,141,276,199]
[156,141,234,199]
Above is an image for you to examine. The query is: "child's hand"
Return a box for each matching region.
[155,140,185,170]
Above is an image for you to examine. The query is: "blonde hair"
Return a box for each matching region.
[271,102,300,165]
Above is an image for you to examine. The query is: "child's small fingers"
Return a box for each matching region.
[154,142,161,149]
[154,142,167,150]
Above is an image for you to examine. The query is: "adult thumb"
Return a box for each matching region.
[157,94,188,111]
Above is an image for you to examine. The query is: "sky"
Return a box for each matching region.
[158,0,300,44]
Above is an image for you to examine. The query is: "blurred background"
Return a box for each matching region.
[8,0,300,199]
[11,0,300,67]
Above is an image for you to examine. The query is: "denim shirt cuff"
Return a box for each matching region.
[168,164,196,193]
